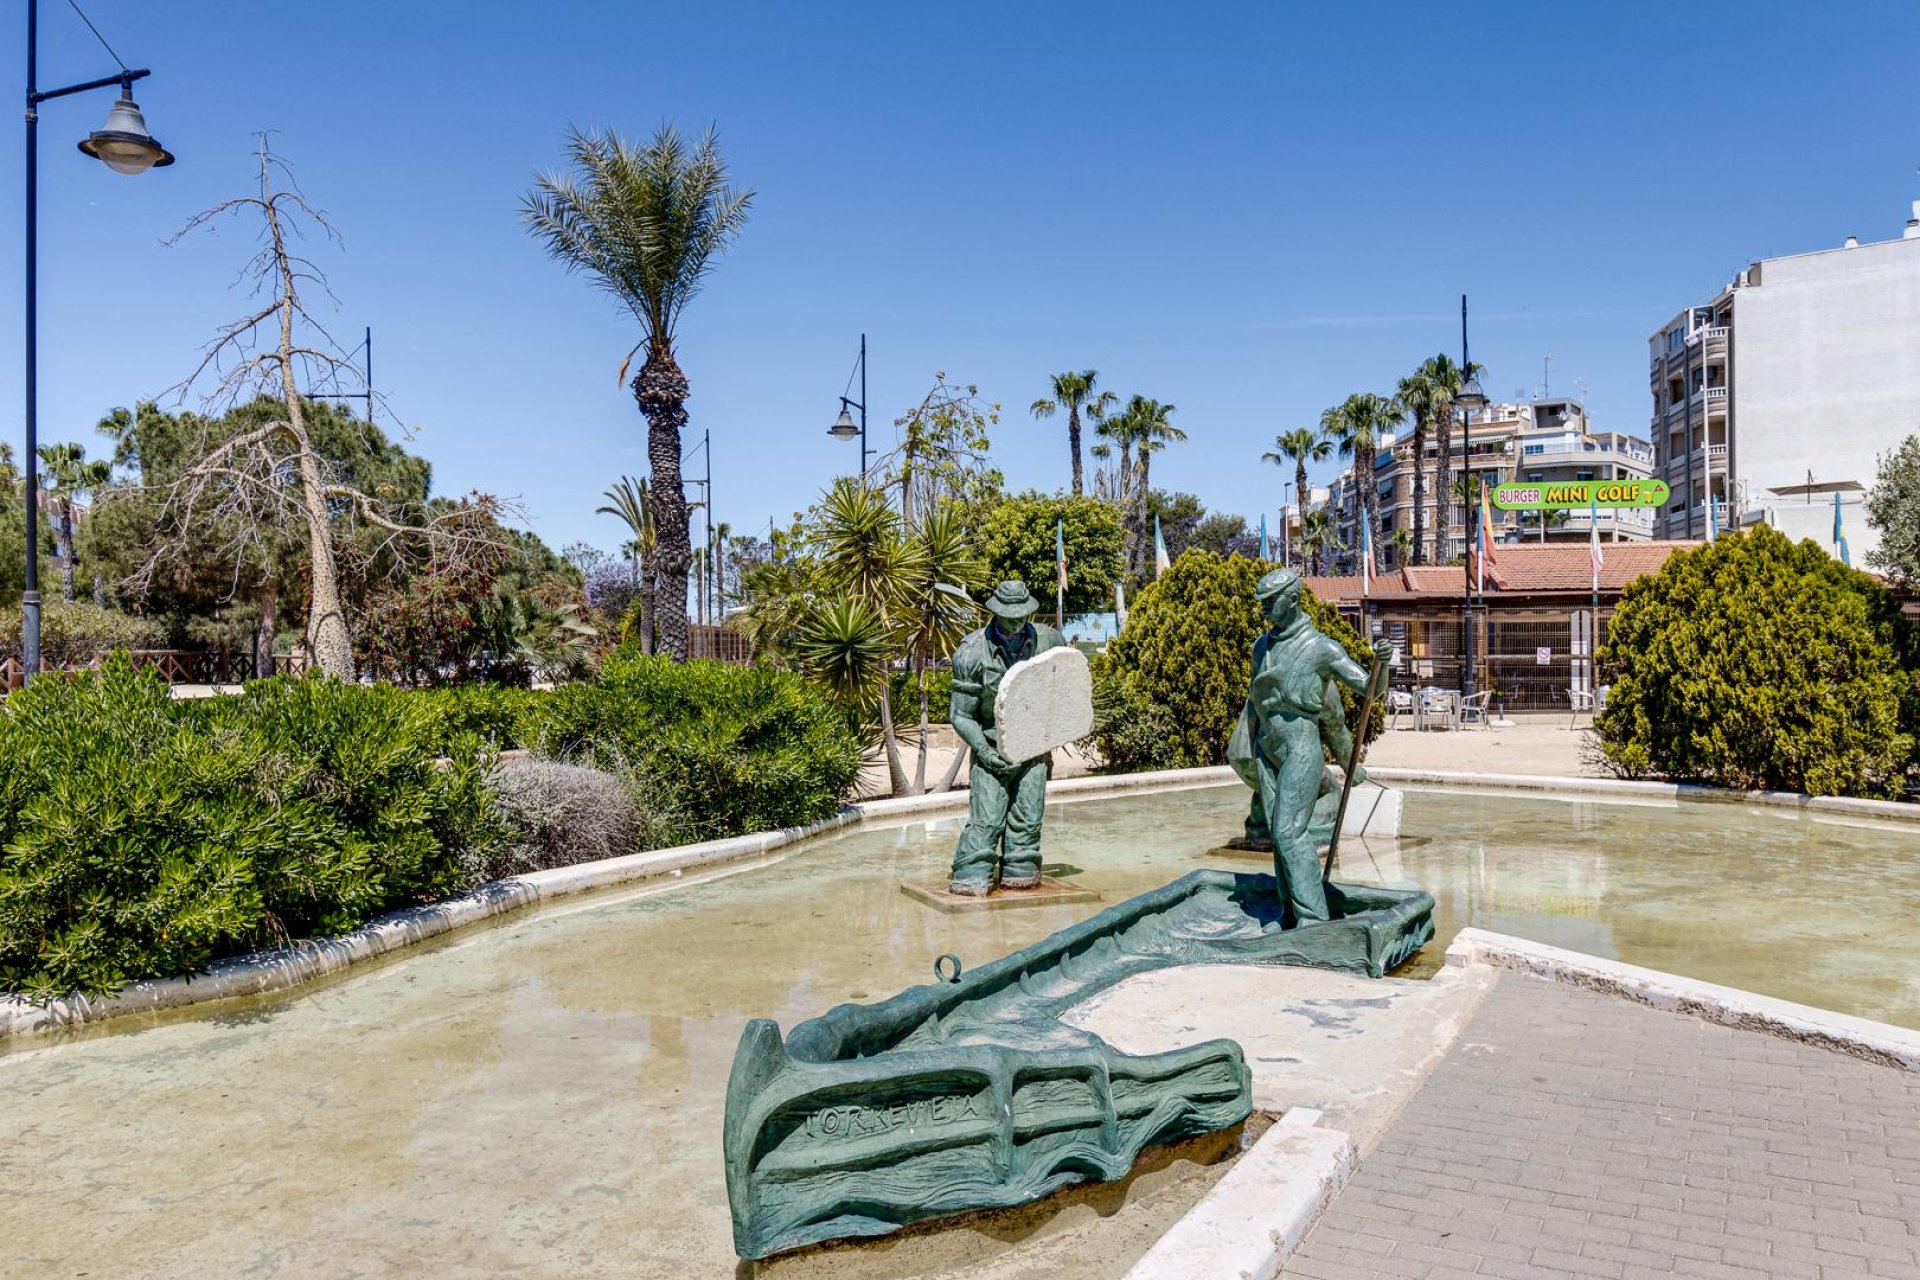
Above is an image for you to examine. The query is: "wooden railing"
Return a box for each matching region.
[1,648,309,692]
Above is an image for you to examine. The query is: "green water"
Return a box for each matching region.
[1,783,1915,1279]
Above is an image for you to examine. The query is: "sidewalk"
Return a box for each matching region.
[1363,713,1606,779]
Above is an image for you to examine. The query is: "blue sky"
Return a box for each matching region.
[8,0,1919,556]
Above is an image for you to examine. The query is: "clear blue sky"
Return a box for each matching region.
[8,0,1919,556]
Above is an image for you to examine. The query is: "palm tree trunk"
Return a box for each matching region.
[1410,415,1428,566]
[633,347,693,661]
[913,655,931,795]
[59,505,76,603]
[876,689,911,797]
[1068,406,1084,496]
[1134,453,1152,577]
[1293,460,1309,570]
[1434,414,1453,562]
[639,557,657,656]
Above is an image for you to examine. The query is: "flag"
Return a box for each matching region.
[1360,517,1374,596]
[1475,483,1498,593]
[1589,492,1604,593]
[1153,515,1170,577]
[1705,492,1719,542]
[1833,491,1851,567]
[1115,578,1128,632]
[1258,513,1270,561]
[1055,518,1067,627]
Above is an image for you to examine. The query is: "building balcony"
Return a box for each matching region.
[1662,443,1728,480]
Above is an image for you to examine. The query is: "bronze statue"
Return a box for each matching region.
[1227,568,1392,925]
[947,581,1067,895]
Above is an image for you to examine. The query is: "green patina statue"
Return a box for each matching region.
[1227,567,1394,926]
[947,580,1067,896]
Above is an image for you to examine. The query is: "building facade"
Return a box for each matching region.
[1648,200,1920,558]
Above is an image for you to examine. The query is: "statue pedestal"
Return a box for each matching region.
[1342,783,1402,838]
[900,877,1101,913]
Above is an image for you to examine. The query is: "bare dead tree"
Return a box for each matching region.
[140,139,509,680]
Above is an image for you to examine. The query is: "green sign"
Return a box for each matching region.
[1491,478,1669,510]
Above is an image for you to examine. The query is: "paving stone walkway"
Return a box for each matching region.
[1287,972,1920,1280]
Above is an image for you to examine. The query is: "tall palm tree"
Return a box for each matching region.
[1320,392,1402,565]
[1298,509,1340,576]
[36,442,111,603]
[1394,364,1443,565]
[1261,428,1331,570]
[597,474,656,653]
[1119,396,1186,578]
[1030,370,1115,497]
[1409,354,1480,562]
[523,125,752,661]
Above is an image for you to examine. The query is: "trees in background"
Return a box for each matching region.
[523,125,752,662]
[974,492,1125,616]
[597,475,657,652]
[1321,392,1401,562]
[1866,434,1920,588]
[1030,370,1115,497]
[35,444,110,603]
[1262,428,1330,571]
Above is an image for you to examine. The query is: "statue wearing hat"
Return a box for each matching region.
[946,580,1069,895]
[1228,567,1393,925]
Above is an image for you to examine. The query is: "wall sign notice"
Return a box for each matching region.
[1536,647,1552,665]
[1492,478,1670,510]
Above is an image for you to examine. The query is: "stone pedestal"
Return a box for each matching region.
[900,877,1101,913]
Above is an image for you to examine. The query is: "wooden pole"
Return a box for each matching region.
[1323,650,1389,883]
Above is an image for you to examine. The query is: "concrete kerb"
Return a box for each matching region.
[1123,1108,1356,1280]
[1446,927,1920,1072]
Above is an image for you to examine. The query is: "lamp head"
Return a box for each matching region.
[827,404,860,441]
[78,95,174,175]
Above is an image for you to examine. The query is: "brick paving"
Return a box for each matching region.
[1287,972,1920,1280]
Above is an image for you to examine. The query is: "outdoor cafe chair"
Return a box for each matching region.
[1459,690,1492,730]
[1386,688,1415,729]
[1566,687,1596,729]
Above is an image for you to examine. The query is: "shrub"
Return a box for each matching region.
[889,667,953,727]
[1596,526,1915,797]
[0,599,164,668]
[0,658,503,999]
[521,649,863,839]
[474,758,650,881]
[975,492,1126,616]
[1085,653,1179,773]
[1097,550,1381,769]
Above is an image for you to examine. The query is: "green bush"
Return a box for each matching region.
[1085,653,1180,773]
[0,599,164,668]
[889,667,953,727]
[1596,526,1915,797]
[1097,551,1381,770]
[521,649,863,839]
[975,491,1126,616]
[0,658,502,1000]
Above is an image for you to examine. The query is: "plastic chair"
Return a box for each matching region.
[1566,687,1595,728]
[1386,689,1415,729]
[1459,691,1492,729]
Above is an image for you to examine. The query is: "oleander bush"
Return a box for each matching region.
[0,599,164,668]
[1095,550,1382,770]
[0,658,501,1000]
[1596,526,1916,797]
[519,648,864,839]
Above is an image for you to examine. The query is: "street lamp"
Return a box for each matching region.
[826,333,873,477]
[20,0,173,685]
[1456,296,1488,701]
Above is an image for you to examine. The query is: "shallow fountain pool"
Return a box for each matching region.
[3,782,1917,1278]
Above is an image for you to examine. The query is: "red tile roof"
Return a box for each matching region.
[1301,541,1699,603]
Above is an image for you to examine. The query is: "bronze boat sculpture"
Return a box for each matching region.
[723,868,1433,1259]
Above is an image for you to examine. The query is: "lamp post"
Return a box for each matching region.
[826,333,873,478]
[21,0,173,685]
[1455,295,1488,701]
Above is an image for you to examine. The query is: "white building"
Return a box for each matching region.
[1648,199,1920,563]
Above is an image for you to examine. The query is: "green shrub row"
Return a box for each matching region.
[0,649,863,999]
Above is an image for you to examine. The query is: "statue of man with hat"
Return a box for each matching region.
[946,580,1068,896]
[1228,567,1392,925]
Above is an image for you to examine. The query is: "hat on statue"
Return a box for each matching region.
[1253,567,1303,602]
[983,580,1040,619]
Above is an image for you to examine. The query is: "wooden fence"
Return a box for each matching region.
[2,649,309,691]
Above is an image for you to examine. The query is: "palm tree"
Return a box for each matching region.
[1261,428,1331,569]
[712,520,732,618]
[1116,396,1186,578]
[1030,370,1115,497]
[1395,363,1443,565]
[1320,392,1402,565]
[523,126,752,661]
[35,442,111,603]
[597,474,656,653]
[1408,354,1480,562]
[1297,509,1340,576]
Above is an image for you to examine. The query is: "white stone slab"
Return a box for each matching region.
[994,645,1094,764]
[1340,781,1402,837]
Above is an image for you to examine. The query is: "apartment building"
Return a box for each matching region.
[1648,199,1920,558]
[1326,398,1653,568]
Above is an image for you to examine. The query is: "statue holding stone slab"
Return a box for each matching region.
[946,580,1091,896]
[1227,568,1392,926]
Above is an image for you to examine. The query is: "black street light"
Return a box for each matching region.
[20,0,173,685]
[827,333,873,477]
[1456,295,1488,702]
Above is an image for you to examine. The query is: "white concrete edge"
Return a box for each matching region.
[1123,1108,1356,1280]
[1371,767,1920,824]
[1446,927,1920,1072]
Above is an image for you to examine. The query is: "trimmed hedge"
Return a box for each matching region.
[1095,550,1381,770]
